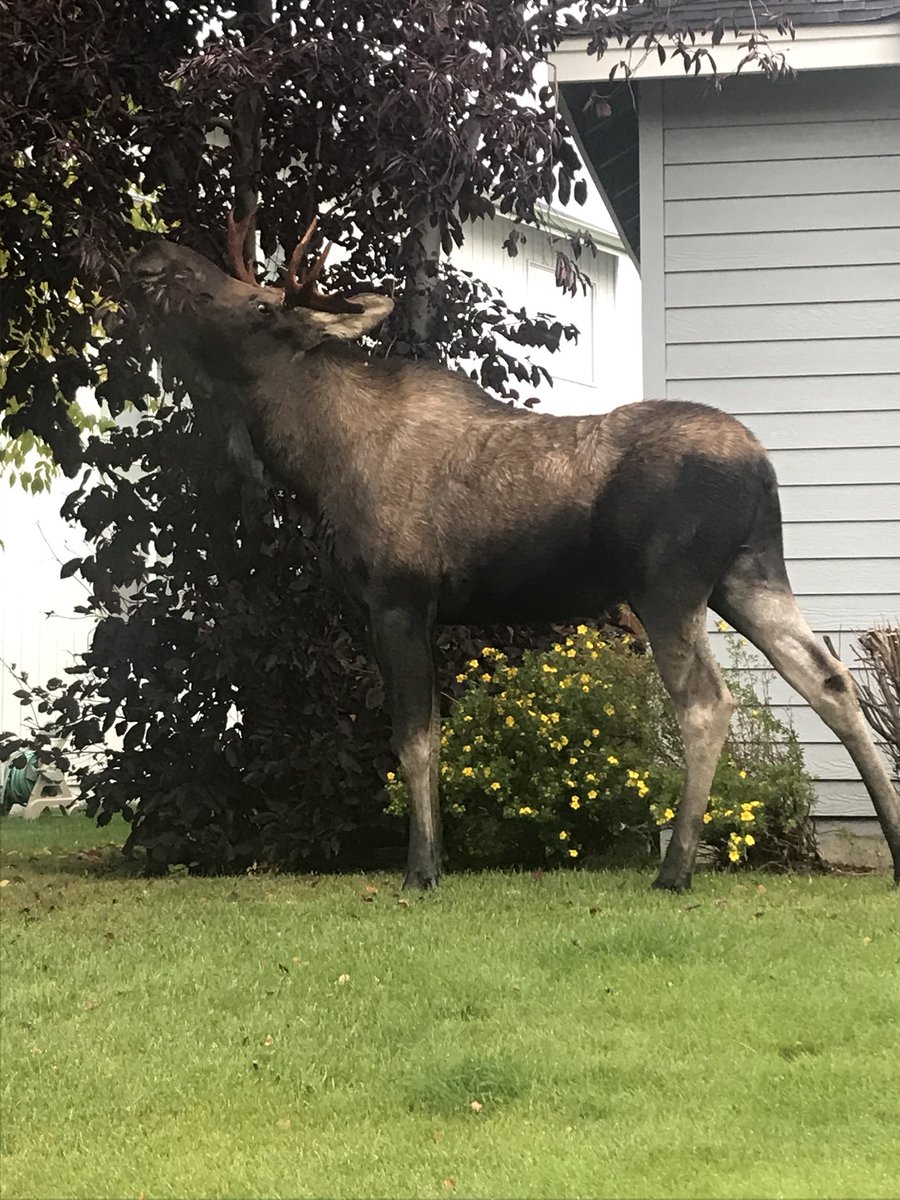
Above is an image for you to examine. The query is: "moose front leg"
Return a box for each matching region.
[370,605,442,889]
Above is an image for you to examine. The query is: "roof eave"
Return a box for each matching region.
[550,18,900,81]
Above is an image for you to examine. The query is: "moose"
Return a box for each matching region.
[129,219,900,891]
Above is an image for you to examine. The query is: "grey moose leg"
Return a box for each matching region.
[370,605,442,889]
[635,601,735,892]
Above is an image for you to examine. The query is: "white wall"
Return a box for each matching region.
[0,480,93,739]
[452,199,642,415]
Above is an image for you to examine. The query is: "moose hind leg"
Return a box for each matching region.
[713,574,900,883]
[370,605,442,889]
[635,601,735,892]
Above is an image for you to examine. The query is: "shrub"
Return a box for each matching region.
[387,626,816,871]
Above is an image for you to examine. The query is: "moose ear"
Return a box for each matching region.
[303,294,394,340]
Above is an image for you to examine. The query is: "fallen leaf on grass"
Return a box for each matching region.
[364,883,378,894]
[31,1047,43,1056]
[104,931,116,940]
[714,898,727,908]
[469,1100,483,1114]
[397,898,410,908]
[276,1118,291,1130]
[757,884,767,894]
[863,936,872,945]
[264,1034,274,1046]
[0,880,9,888]
[442,1178,456,1191]
[337,973,350,985]
[532,869,543,881]
[83,998,102,1011]
[431,1130,444,1143]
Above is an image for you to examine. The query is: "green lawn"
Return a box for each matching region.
[1,814,898,1200]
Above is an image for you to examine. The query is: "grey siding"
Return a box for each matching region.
[640,66,900,819]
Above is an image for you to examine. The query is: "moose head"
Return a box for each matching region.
[129,212,394,372]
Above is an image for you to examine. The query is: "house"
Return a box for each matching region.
[552,0,900,855]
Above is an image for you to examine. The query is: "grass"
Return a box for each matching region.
[1,814,898,1200]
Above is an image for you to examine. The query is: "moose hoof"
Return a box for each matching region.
[651,874,691,894]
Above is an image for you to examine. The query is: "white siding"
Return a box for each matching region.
[452,213,642,414]
[640,66,900,819]
[0,483,93,739]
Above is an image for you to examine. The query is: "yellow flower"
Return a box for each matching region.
[570,797,580,810]
[740,810,755,822]
[542,663,558,674]
[461,766,475,778]
[744,834,756,846]
[591,729,600,737]
[585,640,594,650]
[481,673,492,682]
[663,807,675,821]
[463,714,473,722]
[717,620,730,633]
[738,769,747,779]
[549,712,560,724]
[474,735,484,745]
[559,830,569,840]
[576,624,588,634]
[603,703,615,717]
[386,772,396,781]
[569,757,578,766]
[490,781,501,791]
[703,812,712,824]
[579,673,591,684]
[582,685,590,693]
[482,646,497,657]
[455,673,466,683]
[568,848,579,858]
[468,659,479,669]
[567,649,576,658]
[483,767,492,777]
[607,755,619,766]
[462,744,472,752]
[519,806,534,816]
[506,666,518,677]
[728,848,740,862]
[559,735,569,746]
[587,789,598,800]
[583,739,591,747]
[586,773,597,782]
[505,715,515,727]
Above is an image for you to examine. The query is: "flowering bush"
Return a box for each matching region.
[386,626,816,870]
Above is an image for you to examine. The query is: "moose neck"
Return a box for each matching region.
[247,344,393,522]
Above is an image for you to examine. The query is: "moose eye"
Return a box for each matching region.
[255,301,269,314]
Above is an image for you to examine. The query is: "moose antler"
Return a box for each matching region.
[283,218,363,315]
[226,209,259,285]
